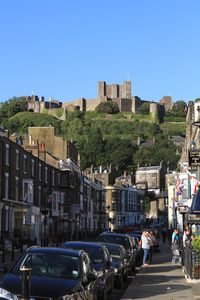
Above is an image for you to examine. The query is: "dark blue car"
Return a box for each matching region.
[97,232,136,275]
[100,242,129,289]
[63,241,115,300]
[0,247,98,300]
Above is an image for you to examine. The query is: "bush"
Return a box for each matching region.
[95,101,120,114]
[192,236,200,250]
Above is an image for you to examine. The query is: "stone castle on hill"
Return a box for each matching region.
[25,80,173,114]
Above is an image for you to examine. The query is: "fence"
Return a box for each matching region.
[183,247,200,280]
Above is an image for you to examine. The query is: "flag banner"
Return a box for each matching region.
[175,177,185,196]
[190,175,199,195]
[179,162,199,196]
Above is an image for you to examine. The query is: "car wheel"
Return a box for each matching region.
[108,278,114,293]
[131,264,136,276]
[98,288,107,300]
[117,275,124,289]
[123,271,128,282]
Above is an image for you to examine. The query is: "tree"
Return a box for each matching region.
[95,101,119,114]
[140,102,150,115]
[0,97,27,121]
[172,100,187,117]
[104,138,135,171]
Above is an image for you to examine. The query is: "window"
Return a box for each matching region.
[4,173,9,199]
[23,155,27,174]
[45,167,48,183]
[39,164,42,181]
[38,186,41,206]
[16,150,19,170]
[112,201,116,211]
[58,173,60,185]
[5,144,9,166]
[23,180,33,203]
[51,192,59,216]
[15,177,19,201]
[52,170,55,186]
[31,160,35,177]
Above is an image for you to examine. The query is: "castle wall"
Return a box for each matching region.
[98,81,106,97]
[120,81,131,98]
[98,80,131,99]
[132,96,146,113]
[85,98,100,111]
[113,98,132,112]
[150,102,158,120]
[62,98,86,111]
[160,96,173,111]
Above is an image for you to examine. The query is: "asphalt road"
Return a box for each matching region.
[107,274,135,300]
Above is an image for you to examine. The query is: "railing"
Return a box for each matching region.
[183,247,200,280]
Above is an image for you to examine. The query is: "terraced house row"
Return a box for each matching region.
[0,126,145,247]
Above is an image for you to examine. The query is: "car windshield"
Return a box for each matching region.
[79,247,104,264]
[11,252,80,279]
[107,247,121,259]
[98,235,131,250]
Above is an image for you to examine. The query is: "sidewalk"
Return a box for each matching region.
[121,242,200,300]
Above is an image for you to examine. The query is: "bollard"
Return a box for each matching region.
[20,266,32,300]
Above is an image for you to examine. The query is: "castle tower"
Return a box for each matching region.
[150,102,158,121]
[120,81,132,98]
[98,81,106,98]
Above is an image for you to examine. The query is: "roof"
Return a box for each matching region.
[25,246,82,257]
[170,135,185,143]
[137,166,161,171]
[63,241,105,249]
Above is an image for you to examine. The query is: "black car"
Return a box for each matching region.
[97,232,136,274]
[0,247,98,300]
[63,241,115,300]
[128,233,143,267]
[100,242,129,289]
[130,231,142,241]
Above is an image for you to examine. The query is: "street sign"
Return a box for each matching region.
[188,150,200,166]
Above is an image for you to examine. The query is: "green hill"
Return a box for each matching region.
[2,110,186,172]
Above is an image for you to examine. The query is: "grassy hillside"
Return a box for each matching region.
[3,111,186,172]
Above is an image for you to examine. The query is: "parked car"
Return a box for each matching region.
[128,233,143,267]
[63,241,115,300]
[130,231,142,241]
[97,232,136,274]
[100,242,129,289]
[0,247,98,300]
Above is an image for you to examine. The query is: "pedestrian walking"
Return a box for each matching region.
[141,229,150,266]
[171,229,181,264]
[148,230,155,263]
[183,227,192,248]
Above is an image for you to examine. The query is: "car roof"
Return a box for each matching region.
[25,246,83,257]
[99,232,131,238]
[63,241,106,249]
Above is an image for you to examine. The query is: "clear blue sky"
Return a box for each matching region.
[1,0,200,103]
